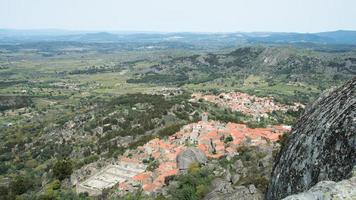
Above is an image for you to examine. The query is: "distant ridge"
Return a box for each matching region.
[1,29,356,45]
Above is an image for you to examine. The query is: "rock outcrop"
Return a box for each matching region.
[204,143,276,200]
[283,176,356,200]
[283,167,356,200]
[176,147,207,173]
[267,78,356,200]
[204,178,263,200]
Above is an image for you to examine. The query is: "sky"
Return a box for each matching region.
[1,0,356,33]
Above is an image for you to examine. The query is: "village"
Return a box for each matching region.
[76,111,291,196]
[191,92,304,118]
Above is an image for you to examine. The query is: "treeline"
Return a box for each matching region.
[0,96,32,111]
[127,73,189,84]
[68,65,122,75]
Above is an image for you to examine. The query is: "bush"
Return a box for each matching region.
[129,135,156,149]
[236,145,252,161]
[223,135,233,144]
[53,159,73,181]
[48,180,61,190]
[146,158,159,172]
[168,166,213,200]
[237,173,269,192]
[38,180,62,200]
[212,110,246,124]
[9,175,34,195]
[188,162,200,174]
[0,186,10,200]
[164,175,176,186]
[246,118,268,128]
[277,133,289,149]
[119,190,145,200]
[0,163,9,175]
[234,145,270,192]
[158,124,184,138]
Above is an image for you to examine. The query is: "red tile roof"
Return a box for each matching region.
[119,118,290,194]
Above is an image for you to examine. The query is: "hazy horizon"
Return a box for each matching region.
[1,0,356,33]
[1,28,356,34]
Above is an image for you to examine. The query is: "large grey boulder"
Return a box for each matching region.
[176,147,207,172]
[283,175,356,200]
[267,78,356,200]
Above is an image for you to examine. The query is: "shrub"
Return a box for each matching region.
[119,190,145,200]
[9,175,34,195]
[277,132,289,149]
[168,167,213,200]
[129,135,156,149]
[0,185,10,200]
[223,135,233,144]
[164,175,176,186]
[53,159,73,181]
[187,162,199,174]
[246,118,268,128]
[236,145,251,158]
[0,163,9,175]
[48,180,61,190]
[158,124,184,138]
[146,158,159,172]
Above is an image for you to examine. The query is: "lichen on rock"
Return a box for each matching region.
[267,77,356,200]
[176,147,207,173]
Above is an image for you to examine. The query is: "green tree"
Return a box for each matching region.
[53,159,73,181]
[0,163,9,175]
[9,176,33,195]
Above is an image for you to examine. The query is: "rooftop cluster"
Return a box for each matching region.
[191,92,304,117]
[112,119,290,194]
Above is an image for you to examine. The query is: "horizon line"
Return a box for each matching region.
[1,28,356,35]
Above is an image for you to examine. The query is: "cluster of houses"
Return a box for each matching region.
[77,113,290,196]
[151,87,183,97]
[191,92,304,117]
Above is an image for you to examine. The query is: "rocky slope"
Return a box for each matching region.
[283,167,356,200]
[203,144,277,200]
[266,77,356,200]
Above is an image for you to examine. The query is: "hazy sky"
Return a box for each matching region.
[1,0,356,33]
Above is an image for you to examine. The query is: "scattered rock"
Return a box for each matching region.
[231,174,240,184]
[225,171,232,182]
[234,160,244,172]
[248,184,257,194]
[204,183,263,200]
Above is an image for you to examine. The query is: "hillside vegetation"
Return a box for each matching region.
[128,46,355,103]
[0,39,355,200]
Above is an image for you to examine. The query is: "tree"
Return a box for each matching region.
[53,159,73,181]
[0,186,10,199]
[0,163,9,175]
[223,135,233,144]
[9,176,33,195]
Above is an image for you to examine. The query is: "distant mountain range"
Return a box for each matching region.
[1,29,356,46]
[247,30,356,45]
